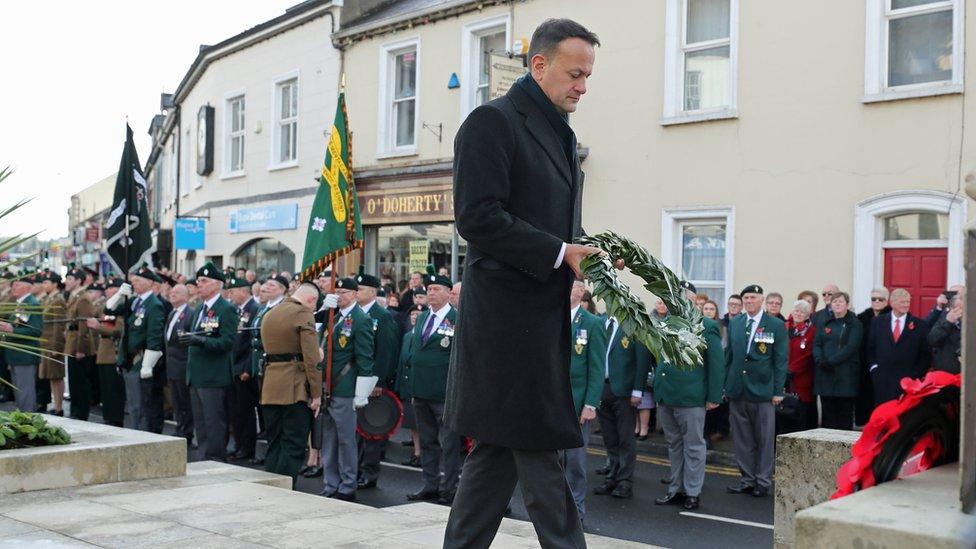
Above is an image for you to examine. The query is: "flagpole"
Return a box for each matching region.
[325,266,337,405]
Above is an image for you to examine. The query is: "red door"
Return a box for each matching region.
[883,248,947,316]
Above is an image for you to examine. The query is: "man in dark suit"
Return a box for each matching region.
[227,276,260,461]
[444,18,601,548]
[165,284,194,443]
[867,288,931,405]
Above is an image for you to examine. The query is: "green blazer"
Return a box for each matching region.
[394,332,414,400]
[125,293,165,355]
[812,311,862,398]
[724,312,788,402]
[570,307,606,414]
[185,297,239,388]
[365,303,401,388]
[653,317,726,407]
[3,294,42,365]
[323,305,374,398]
[606,318,653,398]
[407,306,457,403]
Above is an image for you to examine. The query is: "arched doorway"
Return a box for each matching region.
[853,190,966,314]
[234,238,296,280]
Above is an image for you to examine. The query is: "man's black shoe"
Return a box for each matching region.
[401,440,413,447]
[595,466,610,475]
[357,479,377,490]
[249,457,265,465]
[593,482,617,496]
[402,455,421,467]
[683,496,700,510]
[751,486,769,498]
[298,464,312,476]
[437,492,455,505]
[654,492,686,505]
[407,490,439,502]
[610,483,633,499]
[334,492,356,502]
[660,477,671,484]
[727,485,754,495]
[302,466,322,478]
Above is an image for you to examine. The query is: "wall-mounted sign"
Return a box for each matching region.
[358,185,454,225]
[229,204,299,234]
[84,224,100,243]
[408,240,429,273]
[489,52,527,101]
[175,218,207,250]
[196,105,215,176]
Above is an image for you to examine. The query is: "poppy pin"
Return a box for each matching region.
[824,327,832,335]
[908,321,915,330]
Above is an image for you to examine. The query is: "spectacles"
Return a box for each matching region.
[871,297,887,302]
[822,292,834,297]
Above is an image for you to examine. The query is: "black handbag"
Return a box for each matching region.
[776,373,802,421]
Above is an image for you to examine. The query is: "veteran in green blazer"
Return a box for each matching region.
[124,268,167,433]
[724,285,787,498]
[180,263,239,461]
[0,277,43,412]
[564,280,607,520]
[812,291,861,430]
[653,282,726,510]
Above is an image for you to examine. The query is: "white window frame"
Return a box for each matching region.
[863,0,964,103]
[661,206,735,304]
[662,0,739,125]
[223,90,246,179]
[270,70,300,170]
[377,37,421,159]
[460,14,511,119]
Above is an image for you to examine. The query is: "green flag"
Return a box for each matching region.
[301,93,363,279]
[105,124,154,274]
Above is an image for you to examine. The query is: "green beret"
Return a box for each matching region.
[336,277,359,291]
[423,264,452,289]
[196,262,225,283]
[225,276,250,289]
[355,265,381,288]
[132,266,162,283]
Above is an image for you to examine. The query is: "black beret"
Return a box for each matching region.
[268,275,289,289]
[740,284,764,296]
[225,276,250,289]
[355,265,381,288]
[82,267,99,279]
[336,277,359,291]
[66,268,86,281]
[132,266,162,283]
[196,262,225,283]
[679,280,697,294]
[423,264,452,289]
[106,278,124,288]
[40,271,62,284]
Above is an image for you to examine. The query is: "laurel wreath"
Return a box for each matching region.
[579,231,706,370]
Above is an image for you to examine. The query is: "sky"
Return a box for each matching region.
[0,0,300,239]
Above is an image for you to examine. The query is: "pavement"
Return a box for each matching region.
[2,398,772,549]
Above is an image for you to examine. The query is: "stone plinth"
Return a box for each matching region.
[773,428,860,548]
[0,416,186,494]
[795,463,976,548]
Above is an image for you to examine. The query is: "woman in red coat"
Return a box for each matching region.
[785,299,818,431]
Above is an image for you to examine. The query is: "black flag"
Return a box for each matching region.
[105,124,154,275]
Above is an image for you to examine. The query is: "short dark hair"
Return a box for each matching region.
[728,294,742,302]
[527,18,600,60]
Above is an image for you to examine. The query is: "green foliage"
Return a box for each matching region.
[580,231,706,370]
[0,410,71,450]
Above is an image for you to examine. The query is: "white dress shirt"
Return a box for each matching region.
[891,312,907,334]
[745,310,764,353]
[421,303,452,336]
[166,303,187,341]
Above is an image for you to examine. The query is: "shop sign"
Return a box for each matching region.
[230,204,298,233]
[175,218,207,250]
[359,187,453,224]
[409,240,429,273]
[489,52,527,101]
[85,224,100,243]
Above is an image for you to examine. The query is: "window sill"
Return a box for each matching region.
[660,108,739,126]
[220,171,246,181]
[268,160,299,172]
[375,148,418,160]
[862,83,963,104]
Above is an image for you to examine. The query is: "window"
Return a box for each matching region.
[461,16,511,117]
[864,0,964,102]
[378,38,420,156]
[883,212,948,241]
[663,0,738,124]
[225,94,245,176]
[272,73,299,167]
[661,207,735,312]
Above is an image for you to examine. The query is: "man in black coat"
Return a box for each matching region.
[866,288,931,405]
[927,292,962,374]
[854,288,890,425]
[165,284,195,444]
[444,19,601,549]
[227,277,261,461]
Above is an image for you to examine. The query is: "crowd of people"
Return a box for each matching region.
[0,263,964,517]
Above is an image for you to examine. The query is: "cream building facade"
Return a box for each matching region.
[144,0,342,277]
[338,0,974,316]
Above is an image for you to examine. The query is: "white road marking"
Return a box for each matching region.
[381,461,423,473]
[679,511,774,530]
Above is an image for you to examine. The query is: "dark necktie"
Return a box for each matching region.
[195,305,209,330]
[132,296,143,311]
[746,318,755,351]
[421,313,438,344]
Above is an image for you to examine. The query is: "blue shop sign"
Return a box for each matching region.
[175,218,207,250]
[229,204,298,233]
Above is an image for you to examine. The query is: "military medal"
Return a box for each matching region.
[758,342,767,354]
[372,318,379,332]
[338,335,348,348]
[800,340,806,350]
[134,309,144,327]
[575,328,588,355]
[440,337,450,348]
[621,336,630,349]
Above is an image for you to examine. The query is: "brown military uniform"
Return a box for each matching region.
[91,301,122,365]
[259,296,322,405]
[38,290,67,379]
[64,286,94,357]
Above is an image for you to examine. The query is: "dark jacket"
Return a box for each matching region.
[186,297,239,388]
[927,311,961,374]
[866,312,931,404]
[446,77,583,451]
[232,298,260,376]
[365,302,401,388]
[812,311,862,398]
[855,306,889,423]
[164,304,193,381]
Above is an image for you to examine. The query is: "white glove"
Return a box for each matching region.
[140,350,162,379]
[105,286,128,310]
[323,294,339,309]
[354,376,378,409]
[119,283,133,297]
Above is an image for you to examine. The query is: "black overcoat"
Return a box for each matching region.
[866,312,931,405]
[445,83,584,451]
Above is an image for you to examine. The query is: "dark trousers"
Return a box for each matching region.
[139,364,166,433]
[67,356,94,420]
[777,401,819,434]
[705,400,730,436]
[358,436,387,484]
[168,377,194,441]
[413,398,461,496]
[820,396,855,430]
[98,363,126,426]
[596,382,637,486]
[0,358,12,401]
[190,386,228,461]
[444,441,585,549]
[231,375,260,455]
[36,376,51,409]
[89,358,101,406]
[264,402,312,481]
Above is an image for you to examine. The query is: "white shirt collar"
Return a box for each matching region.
[430,303,452,319]
[361,300,376,314]
[570,304,581,320]
[340,303,357,317]
[202,294,220,309]
[747,310,764,324]
[173,303,187,315]
[138,289,154,302]
[16,293,29,304]
[267,296,284,308]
